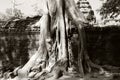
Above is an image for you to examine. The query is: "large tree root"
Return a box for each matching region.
[82,51,104,74]
[25,59,68,80]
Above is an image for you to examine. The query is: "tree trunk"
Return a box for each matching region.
[56,0,68,60]
[14,0,91,79]
[15,13,50,79]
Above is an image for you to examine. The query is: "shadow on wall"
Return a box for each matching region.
[85,26,120,66]
[0,15,41,71]
[0,32,40,71]
[1,24,120,71]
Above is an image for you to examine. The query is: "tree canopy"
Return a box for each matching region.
[100,0,120,19]
[6,8,24,20]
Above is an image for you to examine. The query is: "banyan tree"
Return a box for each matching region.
[13,0,103,80]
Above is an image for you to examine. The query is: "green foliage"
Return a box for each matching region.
[100,0,120,19]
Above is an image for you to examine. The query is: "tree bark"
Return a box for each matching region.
[14,0,90,79]
[56,0,68,60]
[16,13,50,79]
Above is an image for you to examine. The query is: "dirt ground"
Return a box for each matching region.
[0,73,119,80]
[49,72,120,80]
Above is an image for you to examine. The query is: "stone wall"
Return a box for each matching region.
[85,26,120,66]
[1,18,120,70]
[0,31,40,72]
